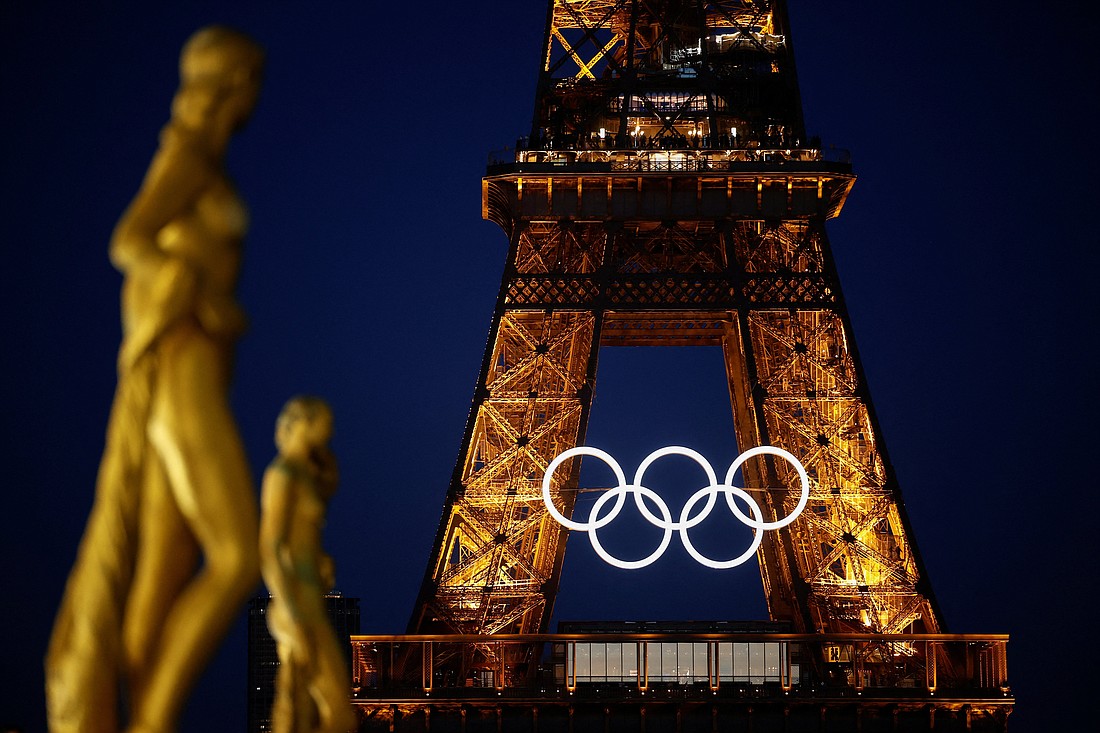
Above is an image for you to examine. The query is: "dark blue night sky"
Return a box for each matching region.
[2,2,1095,730]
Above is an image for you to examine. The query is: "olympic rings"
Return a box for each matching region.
[541,445,810,570]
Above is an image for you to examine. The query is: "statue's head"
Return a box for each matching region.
[275,395,334,451]
[181,26,264,86]
[173,26,264,133]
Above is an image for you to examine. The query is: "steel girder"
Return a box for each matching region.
[410,308,598,637]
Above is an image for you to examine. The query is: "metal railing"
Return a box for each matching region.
[487,145,851,172]
[349,632,1010,702]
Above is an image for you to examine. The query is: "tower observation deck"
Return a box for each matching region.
[351,2,1013,730]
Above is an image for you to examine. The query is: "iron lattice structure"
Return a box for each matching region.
[410,0,943,662]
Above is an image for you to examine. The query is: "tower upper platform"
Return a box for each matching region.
[486,1,855,223]
[530,2,811,159]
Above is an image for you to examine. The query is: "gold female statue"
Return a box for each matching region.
[47,27,264,733]
[261,397,355,733]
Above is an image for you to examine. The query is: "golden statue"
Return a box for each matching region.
[261,397,356,733]
[46,27,265,733]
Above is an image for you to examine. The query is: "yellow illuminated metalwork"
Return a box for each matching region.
[416,311,595,639]
[547,0,780,79]
[413,2,944,681]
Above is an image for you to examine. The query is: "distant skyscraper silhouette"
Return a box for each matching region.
[248,594,360,733]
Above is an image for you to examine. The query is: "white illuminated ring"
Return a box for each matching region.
[632,446,718,527]
[679,484,763,569]
[589,483,674,570]
[723,445,810,530]
[541,446,627,531]
[540,445,810,569]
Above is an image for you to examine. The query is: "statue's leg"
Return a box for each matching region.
[270,641,296,733]
[295,657,316,733]
[269,603,305,733]
[47,371,150,733]
[126,324,259,733]
[122,450,199,707]
[308,622,357,733]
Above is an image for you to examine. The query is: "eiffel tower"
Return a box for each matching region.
[410,0,939,642]
[351,3,1012,730]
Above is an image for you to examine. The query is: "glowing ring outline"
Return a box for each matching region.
[588,484,674,569]
[541,444,810,569]
[722,445,809,530]
[678,485,763,569]
[541,446,627,532]
[631,446,719,529]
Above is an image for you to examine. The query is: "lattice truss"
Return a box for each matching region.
[427,310,596,635]
[515,221,606,274]
[728,221,939,634]
[422,216,939,637]
[515,220,725,276]
[537,1,801,153]
[547,1,777,80]
[612,221,726,273]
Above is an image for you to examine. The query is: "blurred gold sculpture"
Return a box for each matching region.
[46,26,264,733]
[261,397,356,733]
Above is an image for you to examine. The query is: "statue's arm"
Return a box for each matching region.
[260,464,301,615]
[110,137,207,274]
[111,139,208,370]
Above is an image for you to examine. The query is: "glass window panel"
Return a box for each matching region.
[765,643,779,680]
[623,643,638,680]
[662,643,678,681]
[576,643,590,679]
[718,643,733,680]
[678,643,693,682]
[733,642,748,680]
[606,643,622,680]
[749,643,764,683]
[591,643,606,679]
[694,643,709,682]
